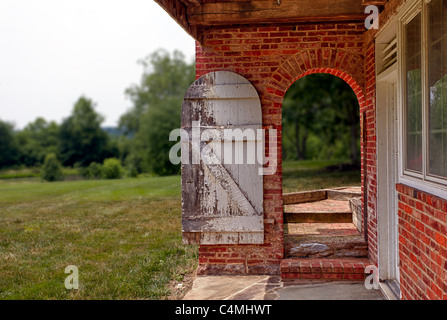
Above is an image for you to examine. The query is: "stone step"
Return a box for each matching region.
[281,258,372,281]
[283,187,361,205]
[284,199,353,223]
[285,235,368,259]
[284,222,368,259]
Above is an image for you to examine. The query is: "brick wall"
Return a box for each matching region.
[195,22,367,275]
[397,184,447,300]
[191,0,447,302]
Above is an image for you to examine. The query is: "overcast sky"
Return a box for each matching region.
[0,0,196,129]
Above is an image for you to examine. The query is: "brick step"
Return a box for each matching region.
[281,258,372,281]
[284,199,353,223]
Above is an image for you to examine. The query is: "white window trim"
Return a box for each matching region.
[397,0,447,200]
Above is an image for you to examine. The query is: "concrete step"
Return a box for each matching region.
[281,258,372,281]
[284,199,353,223]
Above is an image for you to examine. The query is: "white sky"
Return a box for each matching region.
[0,0,196,129]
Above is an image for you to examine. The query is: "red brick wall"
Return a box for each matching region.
[191,1,447,302]
[195,22,367,275]
[397,184,447,300]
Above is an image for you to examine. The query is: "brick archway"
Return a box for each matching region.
[264,48,367,262]
[265,48,366,112]
[267,50,367,279]
[193,26,369,275]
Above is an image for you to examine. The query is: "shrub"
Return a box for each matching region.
[41,153,64,182]
[124,154,140,178]
[87,162,103,179]
[102,158,123,179]
[76,163,89,179]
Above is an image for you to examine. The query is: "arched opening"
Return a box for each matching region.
[282,73,364,260]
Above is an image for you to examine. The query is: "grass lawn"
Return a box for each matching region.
[282,160,361,193]
[0,176,197,300]
[0,160,359,299]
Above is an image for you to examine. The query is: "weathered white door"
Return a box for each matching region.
[181,71,264,245]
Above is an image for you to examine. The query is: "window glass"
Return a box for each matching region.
[405,13,423,172]
[428,0,447,178]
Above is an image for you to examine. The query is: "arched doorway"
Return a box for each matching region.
[281,72,364,261]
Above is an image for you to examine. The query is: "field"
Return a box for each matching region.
[0,160,360,299]
[0,176,197,300]
[282,160,360,193]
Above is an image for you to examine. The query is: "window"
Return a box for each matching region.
[401,0,447,188]
[405,12,422,172]
[427,0,447,178]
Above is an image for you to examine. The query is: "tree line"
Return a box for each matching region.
[282,73,360,165]
[0,49,359,179]
[0,49,195,179]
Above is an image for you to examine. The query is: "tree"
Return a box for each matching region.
[0,120,20,168]
[282,74,360,164]
[58,96,110,167]
[136,98,181,175]
[283,74,332,160]
[16,117,59,167]
[119,50,195,135]
[119,49,195,175]
[41,153,64,181]
[101,158,123,179]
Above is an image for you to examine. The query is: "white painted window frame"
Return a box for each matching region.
[397,0,447,199]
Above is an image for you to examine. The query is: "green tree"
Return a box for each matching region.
[119,49,195,175]
[0,120,20,168]
[282,74,360,164]
[120,49,195,135]
[59,96,110,167]
[16,117,60,167]
[41,153,64,181]
[102,158,123,179]
[87,162,103,179]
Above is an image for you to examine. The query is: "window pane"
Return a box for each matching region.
[405,13,423,172]
[428,0,447,178]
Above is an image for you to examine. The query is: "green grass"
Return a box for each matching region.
[0,176,197,300]
[282,160,361,193]
[0,160,359,299]
[0,167,80,180]
[0,168,40,179]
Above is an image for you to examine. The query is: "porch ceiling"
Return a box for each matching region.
[154,0,388,42]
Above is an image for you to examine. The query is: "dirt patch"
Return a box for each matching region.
[167,269,197,300]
